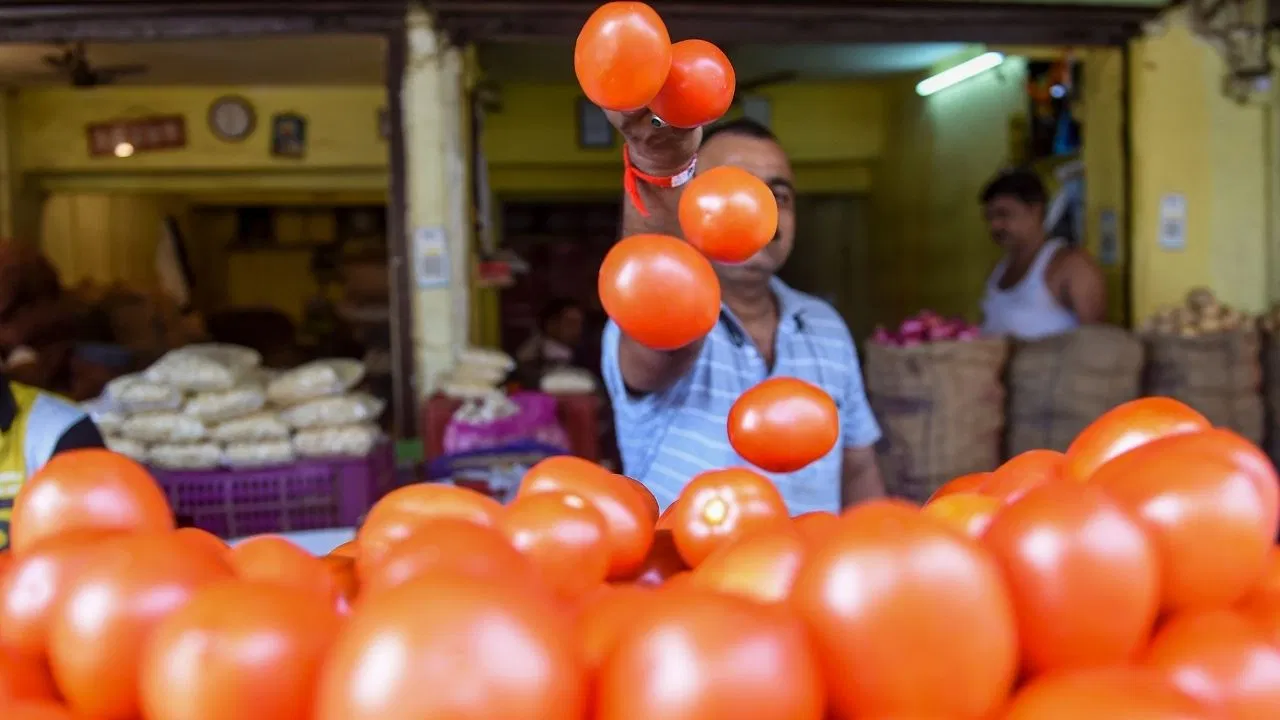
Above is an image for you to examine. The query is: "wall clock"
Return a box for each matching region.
[208,95,256,142]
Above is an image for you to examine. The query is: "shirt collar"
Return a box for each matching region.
[719,276,808,340]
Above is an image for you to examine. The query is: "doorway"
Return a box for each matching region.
[778,193,873,340]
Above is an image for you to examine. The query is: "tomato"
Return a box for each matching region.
[519,456,656,579]
[596,588,824,720]
[10,449,174,555]
[361,517,532,597]
[573,1,671,112]
[656,501,679,530]
[623,476,659,521]
[670,467,789,567]
[983,481,1160,674]
[48,533,231,720]
[598,234,721,352]
[321,555,360,612]
[575,584,657,672]
[315,574,587,720]
[920,492,1000,539]
[140,580,342,720]
[0,645,57,704]
[1146,609,1280,717]
[981,449,1064,504]
[173,527,231,569]
[793,510,840,546]
[647,39,735,129]
[5,702,86,720]
[1146,427,1280,537]
[0,530,115,656]
[927,472,989,503]
[327,540,358,559]
[688,524,806,604]
[357,483,503,573]
[229,535,336,601]
[1004,666,1213,720]
[678,166,778,265]
[1243,547,1280,604]
[791,500,1018,718]
[502,490,611,600]
[727,377,837,473]
[1064,397,1210,482]
[1091,431,1273,612]
[622,528,687,586]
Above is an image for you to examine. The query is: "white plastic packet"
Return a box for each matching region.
[293,423,380,459]
[145,345,255,392]
[541,368,597,394]
[148,442,223,470]
[279,393,386,429]
[209,412,292,443]
[105,435,148,463]
[121,412,207,444]
[267,359,365,406]
[184,385,267,424]
[223,440,296,468]
[458,347,515,373]
[105,374,184,414]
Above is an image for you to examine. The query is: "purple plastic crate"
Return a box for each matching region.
[150,444,395,539]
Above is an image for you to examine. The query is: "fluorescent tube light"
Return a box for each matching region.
[915,52,1006,97]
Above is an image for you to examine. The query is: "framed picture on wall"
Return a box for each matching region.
[270,113,307,158]
[576,97,615,150]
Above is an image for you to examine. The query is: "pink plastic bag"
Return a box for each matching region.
[442,392,570,455]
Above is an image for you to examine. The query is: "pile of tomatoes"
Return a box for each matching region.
[0,396,1278,719]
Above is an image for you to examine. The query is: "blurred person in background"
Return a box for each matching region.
[516,297,587,383]
[979,168,1106,340]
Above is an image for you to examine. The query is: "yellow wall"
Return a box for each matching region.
[1079,48,1128,323]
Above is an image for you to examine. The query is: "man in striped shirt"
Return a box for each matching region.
[601,113,885,515]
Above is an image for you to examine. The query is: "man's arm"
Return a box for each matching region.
[1057,251,1107,324]
[607,110,706,395]
[842,446,885,507]
[837,340,886,507]
[52,416,106,456]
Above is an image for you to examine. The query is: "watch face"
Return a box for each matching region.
[210,98,255,141]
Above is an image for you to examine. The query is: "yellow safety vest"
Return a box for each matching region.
[0,382,85,551]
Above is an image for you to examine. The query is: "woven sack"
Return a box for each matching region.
[1144,329,1264,445]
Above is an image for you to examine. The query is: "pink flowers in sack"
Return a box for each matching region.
[871,310,982,348]
[442,391,570,455]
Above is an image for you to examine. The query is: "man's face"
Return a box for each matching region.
[984,195,1043,250]
[695,132,796,285]
[551,307,584,346]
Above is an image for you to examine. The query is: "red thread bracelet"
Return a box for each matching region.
[622,144,697,217]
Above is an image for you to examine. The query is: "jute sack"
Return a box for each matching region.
[1006,326,1145,457]
[1144,329,1264,445]
[864,338,1008,503]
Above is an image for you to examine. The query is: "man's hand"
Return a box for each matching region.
[841,446,885,508]
[606,109,701,176]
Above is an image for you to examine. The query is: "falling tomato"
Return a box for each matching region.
[1004,666,1214,720]
[599,233,721,352]
[727,377,838,473]
[670,467,789,567]
[791,500,1018,719]
[678,166,778,265]
[981,449,1065,504]
[688,524,807,604]
[921,492,1001,539]
[647,39,735,128]
[1146,609,1280,718]
[1063,397,1209,482]
[982,481,1160,675]
[502,490,612,601]
[573,2,671,112]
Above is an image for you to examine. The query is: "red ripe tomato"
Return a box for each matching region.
[647,39,735,129]
[0,530,115,655]
[1004,666,1213,720]
[173,527,232,570]
[1091,431,1274,612]
[1149,427,1280,538]
[927,472,989,503]
[1243,547,1280,604]
[575,584,657,672]
[623,528,687,586]
[623,476,659,521]
[983,481,1160,675]
[1146,610,1280,717]
[1064,397,1210,482]
[921,492,1001,539]
[327,540,358,559]
[356,483,503,573]
[10,449,174,555]
[573,2,671,112]
[688,524,806,604]
[229,535,336,602]
[140,580,342,720]
[596,588,825,720]
[598,234,721,351]
[0,645,58,704]
[727,377,837,473]
[670,467,789,567]
[502,490,611,600]
[519,456,656,579]
[360,517,532,596]
[791,500,1018,719]
[5,702,87,720]
[981,449,1065,504]
[656,501,679,530]
[48,533,231,720]
[678,166,778,265]
[793,510,840,547]
[315,574,587,720]
[321,555,360,612]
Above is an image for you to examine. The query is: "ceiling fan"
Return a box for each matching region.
[38,42,149,88]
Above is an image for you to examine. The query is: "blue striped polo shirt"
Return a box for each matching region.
[602,276,881,515]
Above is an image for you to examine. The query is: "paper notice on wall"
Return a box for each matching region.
[1098,208,1119,266]
[1158,193,1187,251]
[413,226,449,289]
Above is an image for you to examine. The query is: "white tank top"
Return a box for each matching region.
[981,238,1079,340]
